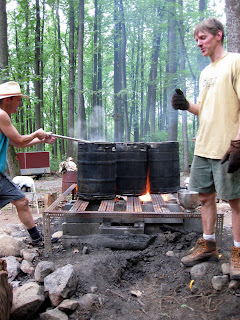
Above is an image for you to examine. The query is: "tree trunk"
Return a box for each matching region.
[119,0,129,141]
[34,0,41,151]
[0,0,8,77]
[40,1,45,132]
[132,30,140,142]
[97,6,103,139]
[67,0,75,157]
[57,0,65,155]
[77,0,87,139]
[140,23,144,140]
[91,0,98,140]
[144,27,161,137]
[114,0,122,142]
[0,259,13,320]
[225,0,240,53]
[167,0,178,141]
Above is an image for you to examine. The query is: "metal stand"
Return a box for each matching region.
[43,184,224,254]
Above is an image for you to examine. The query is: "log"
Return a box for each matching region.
[0,259,13,320]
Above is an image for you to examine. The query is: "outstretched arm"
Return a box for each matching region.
[0,109,56,148]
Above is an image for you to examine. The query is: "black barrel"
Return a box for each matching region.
[116,142,148,196]
[77,142,116,200]
[148,142,180,193]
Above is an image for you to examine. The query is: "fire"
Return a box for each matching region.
[139,167,151,202]
[161,194,168,201]
[139,192,152,202]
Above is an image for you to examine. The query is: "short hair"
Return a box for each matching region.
[194,17,225,44]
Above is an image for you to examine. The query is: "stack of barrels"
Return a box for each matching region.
[77,141,180,201]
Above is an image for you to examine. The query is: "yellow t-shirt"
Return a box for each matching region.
[195,52,240,159]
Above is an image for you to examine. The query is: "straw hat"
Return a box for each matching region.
[0,81,29,100]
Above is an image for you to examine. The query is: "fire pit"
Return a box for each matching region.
[43,141,223,254]
[43,184,224,254]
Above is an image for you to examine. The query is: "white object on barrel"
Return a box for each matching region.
[49,133,90,143]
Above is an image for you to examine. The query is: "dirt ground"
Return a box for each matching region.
[0,174,239,320]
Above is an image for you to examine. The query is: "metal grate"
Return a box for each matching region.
[43,184,224,254]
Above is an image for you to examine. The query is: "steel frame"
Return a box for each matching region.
[43,184,224,254]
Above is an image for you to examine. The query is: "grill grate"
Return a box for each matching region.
[43,184,224,254]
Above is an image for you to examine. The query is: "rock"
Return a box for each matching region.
[190,262,210,279]
[52,231,63,239]
[20,260,34,275]
[166,251,174,257]
[35,261,55,283]
[44,264,77,307]
[4,256,20,281]
[221,262,230,275]
[212,275,229,291]
[11,281,21,289]
[90,286,98,293]
[40,307,68,320]
[0,224,26,238]
[11,282,45,320]
[58,299,79,313]
[82,246,88,254]
[176,243,183,250]
[20,248,39,263]
[229,280,240,290]
[78,293,99,310]
[0,235,24,257]
[166,232,182,243]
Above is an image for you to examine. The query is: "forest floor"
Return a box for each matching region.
[0,174,239,320]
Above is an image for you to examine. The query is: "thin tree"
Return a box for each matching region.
[119,0,130,141]
[77,0,87,139]
[144,11,161,137]
[57,0,65,155]
[113,0,123,142]
[225,0,240,53]
[167,0,178,141]
[34,0,41,151]
[67,0,75,157]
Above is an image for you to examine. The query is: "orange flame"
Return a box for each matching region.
[139,167,151,202]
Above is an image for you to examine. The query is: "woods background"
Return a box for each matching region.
[0,0,239,176]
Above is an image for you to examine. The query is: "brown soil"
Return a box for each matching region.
[0,174,239,320]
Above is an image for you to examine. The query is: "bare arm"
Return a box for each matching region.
[234,113,240,140]
[187,102,200,116]
[0,109,56,148]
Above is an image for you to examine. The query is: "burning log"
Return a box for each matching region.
[0,259,13,320]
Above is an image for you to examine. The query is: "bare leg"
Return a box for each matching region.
[199,192,217,235]
[229,198,240,242]
[11,197,35,229]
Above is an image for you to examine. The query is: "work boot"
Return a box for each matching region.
[30,233,59,247]
[230,246,240,279]
[181,238,219,267]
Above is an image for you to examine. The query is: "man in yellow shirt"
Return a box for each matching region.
[172,18,240,279]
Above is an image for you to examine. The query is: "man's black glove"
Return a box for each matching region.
[171,89,189,110]
[221,140,240,173]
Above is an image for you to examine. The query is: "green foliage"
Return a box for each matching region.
[3,0,226,167]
